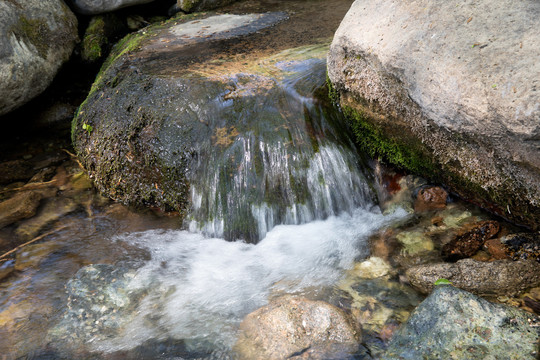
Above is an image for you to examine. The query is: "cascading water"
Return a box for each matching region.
[48,47,409,358]
[186,55,375,242]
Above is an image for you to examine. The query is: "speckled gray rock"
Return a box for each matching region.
[328,0,540,229]
[0,0,78,116]
[234,295,362,360]
[67,0,157,15]
[382,286,540,360]
[176,0,237,13]
[406,258,540,296]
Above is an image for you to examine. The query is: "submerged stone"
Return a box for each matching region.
[0,191,42,229]
[340,278,421,336]
[73,12,373,242]
[502,232,540,263]
[413,186,447,212]
[441,220,500,261]
[382,286,540,360]
[49,264,143,352]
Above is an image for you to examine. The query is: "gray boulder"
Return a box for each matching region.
[234,295,362,360]
[0,0,78,116]
[327,0,540,229]
[67,0,157,15]
[383,286,540,360]
[406,258,540,296]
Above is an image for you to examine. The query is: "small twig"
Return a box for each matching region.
[0,179,58,195]
[0,225,68,260]
[61,149,84,170]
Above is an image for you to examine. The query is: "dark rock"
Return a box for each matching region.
[0,0,78,116]
[0,191,42,229]
[382,286,540,360]
[0,160,33,184]
[81,14,126,63]
[234,295,362,360]
[327,0,540,229]
[177,0,238,13]
[442,220,500,261]
[502,233,540,262]
[406,258,540,296]
[414,186,447,212]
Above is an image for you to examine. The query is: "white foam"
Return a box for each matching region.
[92,206,407,353]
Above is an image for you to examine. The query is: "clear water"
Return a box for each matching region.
[58,207,405,356]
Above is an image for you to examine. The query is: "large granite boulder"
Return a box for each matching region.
[67,0,158,15]
[234,295,362,360]
[0,0,78,116]
[327,0,540,229]
[72,10,373,242]
[382,286,540,360]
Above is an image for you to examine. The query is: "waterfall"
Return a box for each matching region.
[186,57,375,242]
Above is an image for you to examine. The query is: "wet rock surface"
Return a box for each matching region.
[49,264,142,351]
[406,258,540,296]
[72,7,372,242]
[328,0,540,229]
[234,295,361,360]
[0,0,78,116]
[441,220,500,261]
[383,286,540,360]
[0,192,42,229]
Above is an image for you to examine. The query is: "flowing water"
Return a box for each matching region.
[0,0,524,359]
[0,49,414,359]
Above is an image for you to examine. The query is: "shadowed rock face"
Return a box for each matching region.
[383,286,540,360]
[73,6,371,242]
[177,0,238,13]
[0,0,78,116]
[67,0,157,15]
[328,0,540,229]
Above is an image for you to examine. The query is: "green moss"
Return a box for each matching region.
[82,16,107,63]
[326,72,340,105]
[178,0,197,12]
[342,105,437,176]
[11,16,51,58]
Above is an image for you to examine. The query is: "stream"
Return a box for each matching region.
[0,0,534,359]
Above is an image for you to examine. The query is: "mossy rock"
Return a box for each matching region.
[0,0,78,116]
[73,13,373,242]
